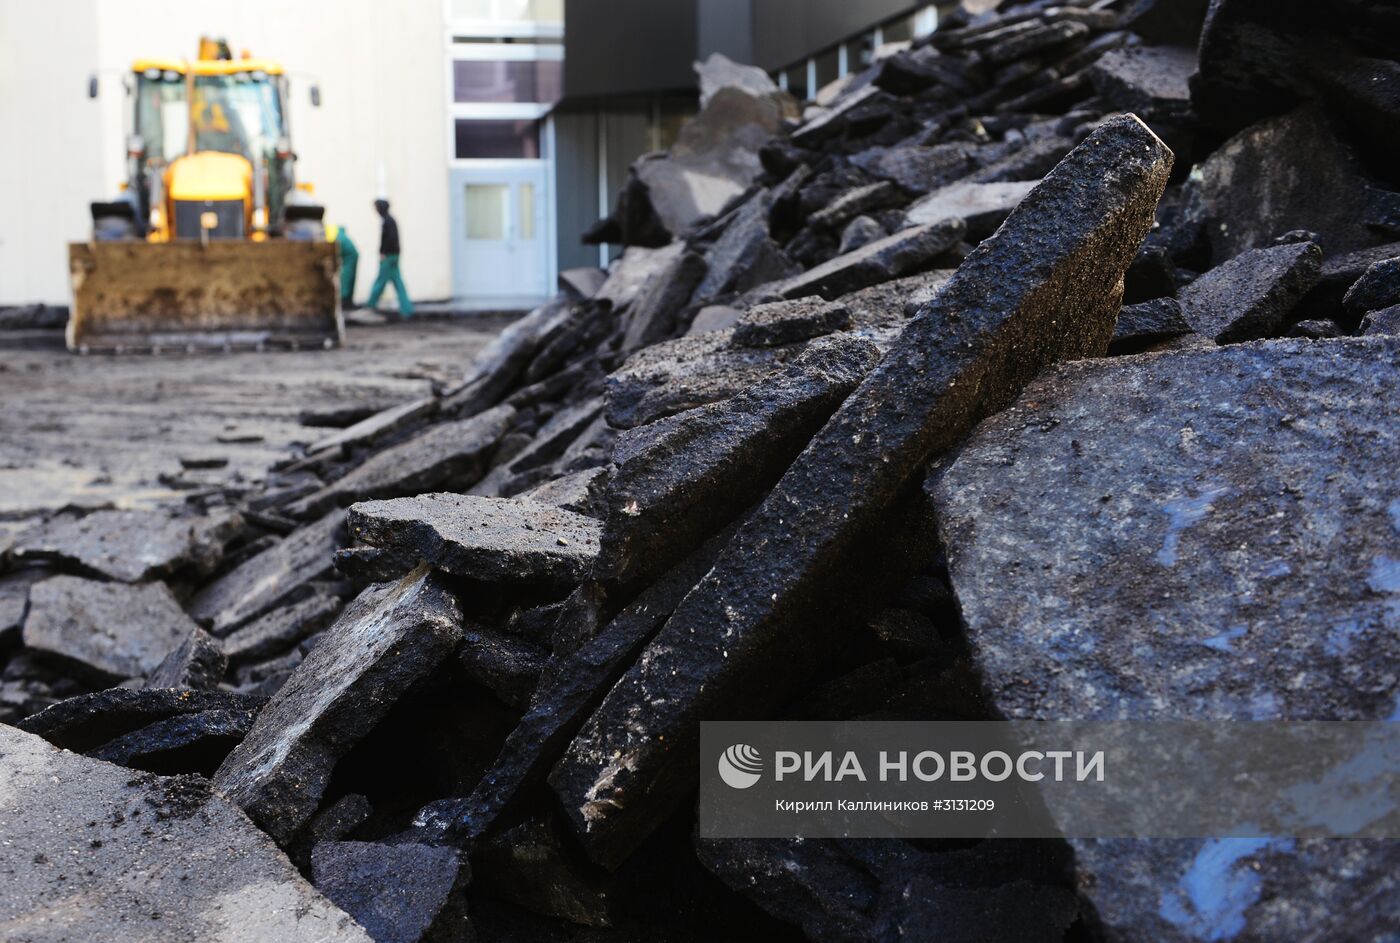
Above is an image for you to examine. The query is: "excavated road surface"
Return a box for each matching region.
[0,321,505,527]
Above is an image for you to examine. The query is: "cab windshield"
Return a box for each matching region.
[191,73,285,159]
[134,70,286,162]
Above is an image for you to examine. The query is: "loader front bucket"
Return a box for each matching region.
[67,241,344,352]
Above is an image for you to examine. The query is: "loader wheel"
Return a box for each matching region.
[94,216,137,241]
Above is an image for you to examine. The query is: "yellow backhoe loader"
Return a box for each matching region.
[70,37,342,352]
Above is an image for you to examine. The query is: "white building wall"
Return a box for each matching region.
[0,0,452,305]
[0,0,104,305]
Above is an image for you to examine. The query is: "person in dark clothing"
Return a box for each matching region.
[367,198,413,316]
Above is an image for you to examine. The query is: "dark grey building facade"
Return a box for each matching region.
[553,0,947,271]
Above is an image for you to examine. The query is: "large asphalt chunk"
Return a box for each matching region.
[145,625,227,690]
[0,723,371,941]
[905,180,1037,239]
[303,395,438,460]
[604,329,802,430]
[1089,45,1194,122]
[1185,106,1388,264]
[1362,304,1400,336]
[550,115,1174,868]
[631,84,782,239]
[23,576,199,681]
[596,333,881,587]
[1177,239,1322,343]
[732,297,854,349]
[1342,255,1400,319]
[287,404,515,518]
[926,337,1400,940]
[20,687,265,753]
[1191,0,1400,165]
[213,566,462,844]
[693,187,798,301]
[619,249,708,351]
[1111,297,1194,352]
[88,706,258,776]
[13,508,243,583]
[189,509,346,634]
[440,297,571,416]
[777,218,966,301]
[928,338,1400,723]
[344,494,600,588]
[311,841,468,943]
[220,588,343,664]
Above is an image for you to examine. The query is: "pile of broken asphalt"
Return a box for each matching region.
[3,0,1399,939]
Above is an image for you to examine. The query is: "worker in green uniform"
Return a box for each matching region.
[367,199,414,317]
[327,224,358,309]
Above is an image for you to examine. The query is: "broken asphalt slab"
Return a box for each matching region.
[928,336,1400,941]
[19,687,266,754]
[311,841,468,943]
[603,329,802,430]
[418,526,733,846]
[343,493,600,588]
[144,626,227,691]
[13,508,243,583]
[1111,296,1194,352]
[188,510,346,635]
[1177,238,1322,343]
[287,403,515,518]
[732,296,854,348]
[1342,255,1400,319]
[777,218,966,300]
[928,337,1400,724]
[904,180,1037,238]
[213,566,463,844]
[23,576,199,681]
[0,723,371,942]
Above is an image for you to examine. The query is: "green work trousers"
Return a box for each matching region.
[368,254,414,316]
[338,234,358,305]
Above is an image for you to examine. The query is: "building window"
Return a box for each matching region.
[453,59,562,104]
[455,119,541,159]
[517,182,536,239]
[498,0,563,22]
[450,0,563,23]
[465,183,510,239]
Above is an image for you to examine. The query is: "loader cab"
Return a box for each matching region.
[124,58,305,242]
